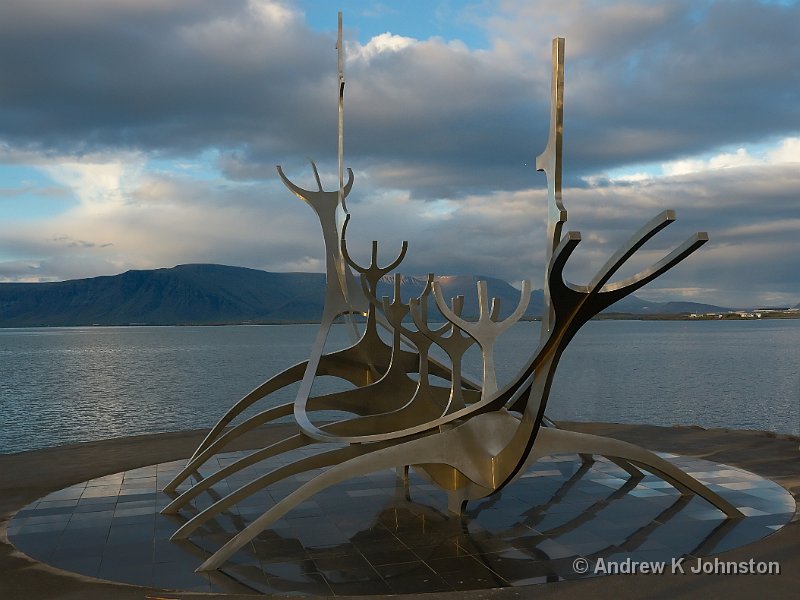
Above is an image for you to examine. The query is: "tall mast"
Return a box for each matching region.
[337,11,345,212]
[335,12,359,341]
[535,38,566,341]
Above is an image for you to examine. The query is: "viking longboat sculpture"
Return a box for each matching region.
[165,32,743,573]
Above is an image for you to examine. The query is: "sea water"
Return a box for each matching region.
[0,320,797,453]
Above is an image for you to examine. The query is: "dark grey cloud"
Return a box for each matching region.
[0,0,333,155]
[50,235,111,248]
[1,0,796,193]
[559,0,800,174]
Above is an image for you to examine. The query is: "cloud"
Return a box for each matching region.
[486,0,800,173]
[767,137,800,163]
[659,138,799,177]
[347,32,418,62]
[0,147,797,307]
[0,1,798,307]
[0,0,334,156]
[42,155,146,214]
[1,0,797,188]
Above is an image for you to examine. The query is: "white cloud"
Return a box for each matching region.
[248,0,295,26]
[600,137,800,182]
[663,138,799,176]
[660,158,710,177]
[766,137,800,163]
[604,171,652,183]
[42,154,146,214]
[662,147,760,176]
[347,32,418,63]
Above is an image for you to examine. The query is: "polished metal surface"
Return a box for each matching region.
[164,29,742,573]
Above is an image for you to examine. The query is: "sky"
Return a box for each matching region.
[0,0,798,308]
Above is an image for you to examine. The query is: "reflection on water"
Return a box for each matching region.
[0,320,798,453]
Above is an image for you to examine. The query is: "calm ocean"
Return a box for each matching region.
[1,320,798,453]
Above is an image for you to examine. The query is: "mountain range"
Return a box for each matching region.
[0,264,730,327]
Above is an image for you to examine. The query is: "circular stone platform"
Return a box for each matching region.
[8,446,795,596]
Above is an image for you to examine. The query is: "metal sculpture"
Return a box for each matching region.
[163,22,742,573]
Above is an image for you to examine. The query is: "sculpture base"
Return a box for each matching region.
[8,447,794,595]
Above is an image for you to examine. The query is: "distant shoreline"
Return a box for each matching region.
[2,311,798,328]
[4,264,795,328]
